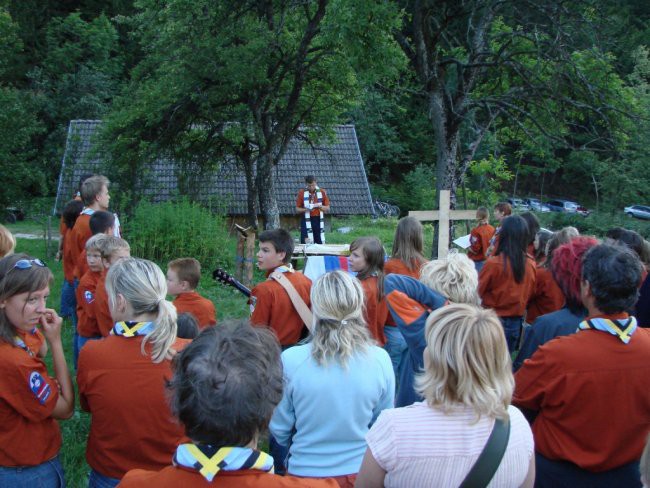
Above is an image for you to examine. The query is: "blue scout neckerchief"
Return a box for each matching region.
[174,443,274,482]
[110,321,156,337]
[578,316,637,344]
[303,186,325,244]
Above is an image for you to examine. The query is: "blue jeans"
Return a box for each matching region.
[269,435,289,476]
[88,469,120,488]
[535,453,641,488]
[499,316,523,353]
[383,326,407,393]
[0,455,65,487]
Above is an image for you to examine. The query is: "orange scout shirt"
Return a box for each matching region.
[383,258,426,327]
[0,335,61,466]
[296,188,330,218]
[94,272,114,337]
[76,269,102,338]
[526,266,565,323]
[77,335,190,479]
[71,213,92,278]
[478,254,536,317]
[173,291,217,329]
[250,271,312,346]
[514,320,650,472]
[360,276,389,345]
[62,226,76,282]
[468,222,496,262]
[119,465,338,488]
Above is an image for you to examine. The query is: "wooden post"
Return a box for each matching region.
[409,190,477,259]
[235,224,256,287]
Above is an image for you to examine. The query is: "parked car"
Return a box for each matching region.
[624,205,650,220]
[506,198,530,211]
[547,199,579,213]
[523,198,550,212]
[576,205,591,217]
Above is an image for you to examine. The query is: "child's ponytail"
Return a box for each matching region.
[106,257,178,363]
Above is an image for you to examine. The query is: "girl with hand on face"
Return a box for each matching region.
[349,237,389,345]
[0,254,74,488]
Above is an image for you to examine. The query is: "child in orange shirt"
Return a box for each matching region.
[250,229,312,347]
[167,257,217,329]
[467,206,496,272]
[349,236,388,345]
[383,217,428,381]
[479,215,536,353]
[77,257,188,486]
[94,236,131,337]
[75,234,109,366]
[0,254,74,485]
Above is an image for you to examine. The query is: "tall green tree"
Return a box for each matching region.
[103,0,403,228]
[393,1,636,252]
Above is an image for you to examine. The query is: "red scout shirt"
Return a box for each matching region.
[479,254,536,317]
[514,314,650,471]
[296,188,330,218]
[526,266,565,323]
[383,258,426,328]
[71,213,92,278]
[359,276,389,345]
[94,272,114,337]
[173,292,217,329]
[78,335,190,479]
[468,222,496,262]
[250,271,312,346]
[76,269,102,338]
[0,334,61,466]
[119,465,338,487]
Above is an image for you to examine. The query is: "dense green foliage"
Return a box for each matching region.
[1,0,649,217]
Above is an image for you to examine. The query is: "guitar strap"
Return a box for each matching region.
[271,273,313,332]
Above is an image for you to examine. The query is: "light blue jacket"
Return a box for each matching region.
[269,343,395,477]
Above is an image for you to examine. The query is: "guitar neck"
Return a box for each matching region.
[212,269,252,298]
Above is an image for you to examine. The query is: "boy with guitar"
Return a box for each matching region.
[215,229,312,348]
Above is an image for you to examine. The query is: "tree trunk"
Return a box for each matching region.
[241,154,259,229]
[256,152,281,229]
[429,91,460,258]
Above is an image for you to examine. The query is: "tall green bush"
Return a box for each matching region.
[123,199,234,269]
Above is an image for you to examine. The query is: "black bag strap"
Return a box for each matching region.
[458,415,511,488]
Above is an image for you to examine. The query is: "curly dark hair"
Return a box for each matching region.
[168,321,283,447]
[582,243,642,314]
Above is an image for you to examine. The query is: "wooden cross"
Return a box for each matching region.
[409,190,478,259]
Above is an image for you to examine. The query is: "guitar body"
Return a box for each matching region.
[212,268,252,298]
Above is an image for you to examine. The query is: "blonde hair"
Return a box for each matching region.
[310,270,374,367]
[106,258,177,363]
[96,235,130,260]
[419,250,480,305]
[415,303,513,419]
[0,225,16,258]
[85,233,108,252]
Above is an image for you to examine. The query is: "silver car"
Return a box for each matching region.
[624,205,650,220]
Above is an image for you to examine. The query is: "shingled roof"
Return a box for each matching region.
[55,120,375,216]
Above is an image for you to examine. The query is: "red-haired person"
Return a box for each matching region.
[0,254,74,486]
[514,243,650,486]
[514,235,599,371]
[479,215,536,353]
